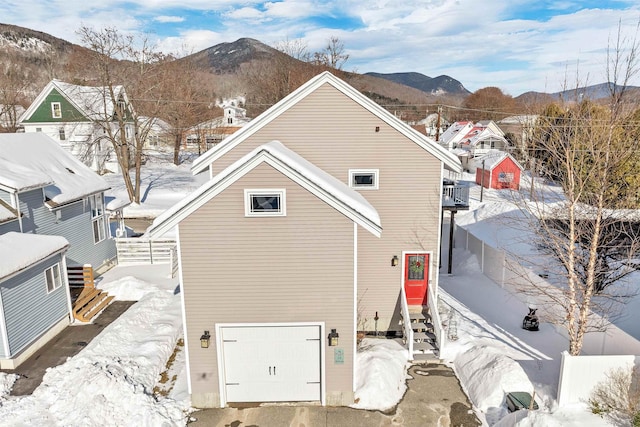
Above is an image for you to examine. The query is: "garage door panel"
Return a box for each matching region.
[221,325,321,403]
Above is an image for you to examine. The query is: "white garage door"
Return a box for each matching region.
[221,325,321,403]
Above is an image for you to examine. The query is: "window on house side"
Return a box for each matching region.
[51,102,62,118]
[59,128,65,141]
[89,193,107,243]
[245,189,286,217]
[349,169,379,190]
[45,263,62,293]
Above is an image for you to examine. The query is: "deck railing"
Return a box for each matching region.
[442,184,469,208]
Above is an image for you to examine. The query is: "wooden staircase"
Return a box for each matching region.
[408,306,437,358]
[68,265,114,322]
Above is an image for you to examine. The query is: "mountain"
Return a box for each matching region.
[181,38,295,74]
[365,72,470,96]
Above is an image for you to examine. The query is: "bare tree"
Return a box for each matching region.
[0,57,31,132]
[76,26,165,203]
[510,23,640,356]
[312,36,350,70]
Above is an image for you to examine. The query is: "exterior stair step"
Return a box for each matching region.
[411,322,434,332]
[413,341,436,353]
[72,288,114,322]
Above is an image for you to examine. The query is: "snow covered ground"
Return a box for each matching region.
[0,157,630,426]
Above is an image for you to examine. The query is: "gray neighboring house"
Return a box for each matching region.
[0,132,116,273]
[0,232,72,369]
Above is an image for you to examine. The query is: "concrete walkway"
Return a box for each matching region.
[188,362,480,427]
[1,301,135,395]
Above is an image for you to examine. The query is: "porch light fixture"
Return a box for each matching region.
[200,330,211,348]
[391,255,399,267]
[328,329,339,346]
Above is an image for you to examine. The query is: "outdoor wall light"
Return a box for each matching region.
[391,255,399,267]
[328,329,339,346]
[200,330,211,348]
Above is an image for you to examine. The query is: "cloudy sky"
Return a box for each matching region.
[2,0,639,95]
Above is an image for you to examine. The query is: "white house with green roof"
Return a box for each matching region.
[19,80,135,172]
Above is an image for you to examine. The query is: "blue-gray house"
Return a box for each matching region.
[0,232,71,368]
[0,133,117,272]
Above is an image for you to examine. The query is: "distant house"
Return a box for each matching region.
[0,232,72,369]
[0,133,117,273]
[19,80,135,172]
[441,121,511,157]
[139,117,172,150]
[184,99,250,151]
[148,72,462,409]
[474,150,524,190]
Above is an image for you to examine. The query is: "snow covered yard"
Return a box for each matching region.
[0,272,189,427]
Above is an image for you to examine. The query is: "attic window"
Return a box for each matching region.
[244,189,286,217]
[51,102,62,118]
[349,169,379,190]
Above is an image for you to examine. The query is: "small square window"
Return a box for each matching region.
[45,263,62,293]
[51,102,62,118]
[349,169,379,190]
[245,189,286,217]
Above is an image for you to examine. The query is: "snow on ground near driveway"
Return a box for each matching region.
[0,272,188,427]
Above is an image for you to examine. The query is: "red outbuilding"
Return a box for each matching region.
[475,150,523,190]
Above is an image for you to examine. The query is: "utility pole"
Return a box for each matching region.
[435,106,442,142]
[480,159,486,202]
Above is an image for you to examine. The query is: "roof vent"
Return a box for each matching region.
[66,167,75,174]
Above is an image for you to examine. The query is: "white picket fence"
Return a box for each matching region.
[115,238,179,277]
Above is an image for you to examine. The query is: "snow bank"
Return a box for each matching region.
[455,345,535,424]
[352,338,409,411]
[0,373,17,399]
[99,276,164,301]
[0,290,187,427]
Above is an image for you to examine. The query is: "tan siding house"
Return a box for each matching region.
[149,72,461,408]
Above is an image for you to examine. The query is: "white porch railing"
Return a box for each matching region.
[442,184,470,207]
[400,285,414,356]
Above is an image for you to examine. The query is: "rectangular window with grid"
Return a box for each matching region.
[45,263,62,293]
[51,102,62,118]
[89,193,107,243]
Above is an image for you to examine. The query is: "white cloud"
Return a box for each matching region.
[153,15,185,23]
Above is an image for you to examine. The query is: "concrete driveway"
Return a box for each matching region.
[187,362,481,427]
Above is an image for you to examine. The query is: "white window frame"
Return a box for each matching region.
[89,193,107,244]
[45,263,62,294]
[244,189,286,217]
[349,169,379,190]
[51,102,62,118]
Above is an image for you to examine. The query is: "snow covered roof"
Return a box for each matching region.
[0,157,53,192]
[192,72,462,174]
[105,195,131,212]
[0,133,110,205]
[149,140,382,238]
[475,150,523,170]
[21,79,129,123]
[0,232,69,281]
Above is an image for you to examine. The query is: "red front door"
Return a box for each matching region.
[404,253,429,306]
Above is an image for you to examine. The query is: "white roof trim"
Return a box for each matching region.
[149,141,382,239]
[191,72,462,174]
